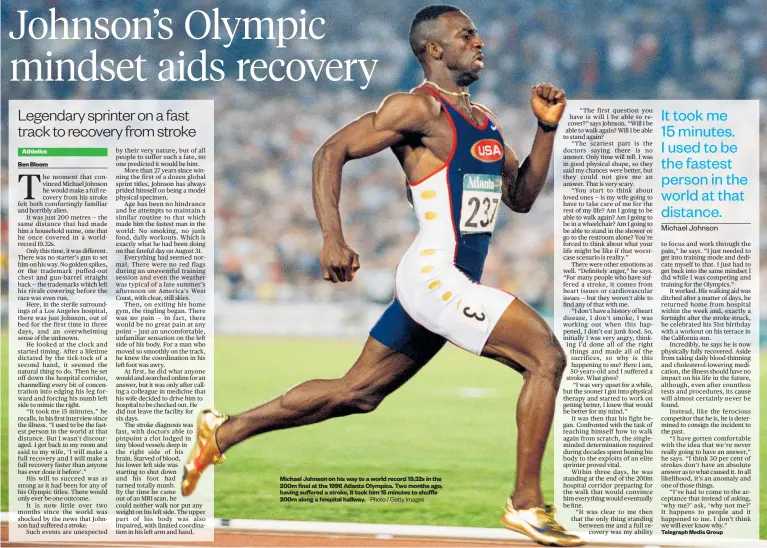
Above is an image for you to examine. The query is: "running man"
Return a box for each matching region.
[182,5,582,546]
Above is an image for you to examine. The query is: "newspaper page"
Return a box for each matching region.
[8,101,214,541]
[1,2,764,548]
[554,101,760,539]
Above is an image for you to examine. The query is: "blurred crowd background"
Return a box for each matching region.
[1,0,766,321]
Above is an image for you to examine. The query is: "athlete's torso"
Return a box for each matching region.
[395,86,505,282]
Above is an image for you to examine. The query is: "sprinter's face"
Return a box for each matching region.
[436,12,485,84]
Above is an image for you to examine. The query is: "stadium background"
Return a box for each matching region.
[1,0,766,539]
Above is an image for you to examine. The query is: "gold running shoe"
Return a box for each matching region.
[181,408,229,497]
[500,498,585,546]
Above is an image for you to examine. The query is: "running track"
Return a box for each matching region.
[1,523,720,548]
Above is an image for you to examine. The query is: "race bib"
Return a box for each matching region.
[459,173,502,234]
[456,300,489,333]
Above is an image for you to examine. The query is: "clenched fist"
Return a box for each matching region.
[320,238,360,283]
[531,83,566,127]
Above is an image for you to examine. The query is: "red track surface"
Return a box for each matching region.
[0,523,714,547]
[0,525,528,547]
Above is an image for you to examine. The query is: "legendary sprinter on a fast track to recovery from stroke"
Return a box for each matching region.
[182,5,582,546]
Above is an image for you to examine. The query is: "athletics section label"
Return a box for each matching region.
[9,100,215,541]
[554,101,759,539]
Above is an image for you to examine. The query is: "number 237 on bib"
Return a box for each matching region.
[459,173,502,234]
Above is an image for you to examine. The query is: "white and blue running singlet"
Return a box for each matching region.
[370,86,515,360]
